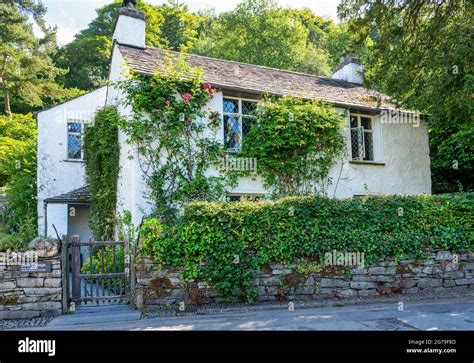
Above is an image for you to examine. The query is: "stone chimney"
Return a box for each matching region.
[331,55,364,85]
[112,4,146,48]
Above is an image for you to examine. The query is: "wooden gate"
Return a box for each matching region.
[69,235,130,306]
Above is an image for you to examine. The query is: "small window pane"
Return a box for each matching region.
[242,115,256,136]
[227,195,242,202]
[363,132,374,161]
[68,122,82,133]
[242,101,257,115]
[350,115,358,128]
[361,117,372,130]
[68,134,82,159]
[223,99,239,114]
[224,114,241,150]
[351,128,363,160]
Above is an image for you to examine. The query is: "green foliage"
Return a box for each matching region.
[81,245,125,294]
[56,0,199,91]
[191,0,334,76]
[339,0,474,193]
[142,194,474,301]
[117,54,228,222]
[0,0,75,115]
[0,113,37,250]
[83,107,121,240]
[242,96,346,196]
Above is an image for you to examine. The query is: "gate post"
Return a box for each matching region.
[124,236,130,304]
[61,234,69,314]
[71,235,81,302]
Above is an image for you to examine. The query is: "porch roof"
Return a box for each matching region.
[44,186,91,204]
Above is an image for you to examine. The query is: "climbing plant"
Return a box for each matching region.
[241,96,347,197]
[83,106,121,240]
[117,53,228,222]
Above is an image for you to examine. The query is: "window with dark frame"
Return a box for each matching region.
[350,114,374,161]
[67,121,83,160]
[223,97,258,151]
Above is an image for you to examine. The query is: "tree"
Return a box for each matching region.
[56,0,202,91]
[0,0,72,116]
[0,113,37,246]
[191,0,333,76]
[339,0,473,193]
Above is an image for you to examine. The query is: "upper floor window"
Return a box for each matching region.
[350,114,374,161]
[223,97,258,151]
[67,121,84,160]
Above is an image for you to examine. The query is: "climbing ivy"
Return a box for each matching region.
[83,106,121,240]
[241,96,347,197]
[117,53,230,222]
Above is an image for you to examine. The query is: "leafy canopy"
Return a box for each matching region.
[338,0,474,193]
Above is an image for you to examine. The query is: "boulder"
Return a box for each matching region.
[28,238,60,258]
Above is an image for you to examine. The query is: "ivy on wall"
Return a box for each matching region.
[141,193,474,301]
[117,53,231,222]
[241,96,347,197]
[83,106,121,240]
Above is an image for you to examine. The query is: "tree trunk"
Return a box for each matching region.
[4,90,12,119]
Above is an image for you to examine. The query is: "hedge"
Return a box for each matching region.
[141,193,474,301]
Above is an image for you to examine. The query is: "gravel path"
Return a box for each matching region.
[0,317,54,330]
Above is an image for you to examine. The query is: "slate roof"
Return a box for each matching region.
[44,186,91,204]
[118,44,395,111]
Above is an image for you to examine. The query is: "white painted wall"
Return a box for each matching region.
[332,63,364,84]
[112,9,146,48]
[37,87,107,237]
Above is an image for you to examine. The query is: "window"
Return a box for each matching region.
[226,194,264,202]
[350,114,374,161]
[223,97,258,151]
[67,121,84,160]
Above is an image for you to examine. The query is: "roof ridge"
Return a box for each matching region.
[118,43,369,89]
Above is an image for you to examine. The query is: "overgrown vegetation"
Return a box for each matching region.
[117,54,229,222]
[141,194,474,301]
[83,106,121,240]
[0,113,37,251]
[339,0,474,193]
[242,97,346,196]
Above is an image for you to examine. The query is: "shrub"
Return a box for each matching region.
[83,106,120,240]
[141,193,473,301]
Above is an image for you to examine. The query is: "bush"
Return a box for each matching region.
[141,193,474,301]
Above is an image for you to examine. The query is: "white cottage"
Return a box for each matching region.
[36,5,431,242]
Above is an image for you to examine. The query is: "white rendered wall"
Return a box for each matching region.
[37,87,107,237]
[108,46,431,228]
[113,12,146,48]
[332,63,364,84]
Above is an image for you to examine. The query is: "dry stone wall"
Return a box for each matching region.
[0,240,64,319]
[135,250,474,311]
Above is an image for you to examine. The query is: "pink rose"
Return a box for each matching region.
[184,99,189,105]
[185,119,192,125]
[182,93,192,99]
[202,83,212,90]
[165,99,171,106]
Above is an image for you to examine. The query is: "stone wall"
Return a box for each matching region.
[135,250,474,311]
[0,240,63,319]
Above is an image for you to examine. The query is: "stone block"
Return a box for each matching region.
[0,280,16,290]
[0,310,40,319]
[455,278,473,286]
[350,282,376,289]
[294,286,314,295]
[369,275,395,283]
[357,289,379,297]
[17,278,44,288]
[443,279,456,288]
[22,287,62,295]
[22,301,62,310]
[260,277,281,286]
[402,287,419,294]
[333,289,357,297]
[44,278,62,288]
[436,251,453,261]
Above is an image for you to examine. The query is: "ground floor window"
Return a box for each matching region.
[226,194,264,202]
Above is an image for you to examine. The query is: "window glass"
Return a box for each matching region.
[67,121,84,160]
